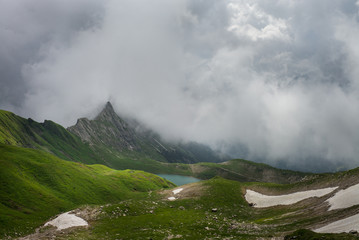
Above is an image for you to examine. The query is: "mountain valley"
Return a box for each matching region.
[1,103,359,239]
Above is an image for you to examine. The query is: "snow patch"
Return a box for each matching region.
[44,212,88,230]
[245,187,338,208]
[314,213,359,233]
[172,188,183,195]
[326,183,359,210]
[167,188,183,201]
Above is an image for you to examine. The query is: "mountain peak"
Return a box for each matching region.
[96,101,117,120]
[104,101,114,113]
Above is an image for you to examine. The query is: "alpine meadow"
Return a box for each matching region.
[2,1,359,239]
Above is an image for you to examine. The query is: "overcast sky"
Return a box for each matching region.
[1,0,359,172]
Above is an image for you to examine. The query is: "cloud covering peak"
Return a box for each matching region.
[1,0,359,172]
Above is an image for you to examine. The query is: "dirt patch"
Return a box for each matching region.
[71,205,104,221]
[219,161,231,165]
[189,164,208,175]
[160,182,207,201]
[18,206,103,240]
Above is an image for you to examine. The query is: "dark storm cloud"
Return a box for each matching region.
[0,0,104,109]
[1,0,359,172]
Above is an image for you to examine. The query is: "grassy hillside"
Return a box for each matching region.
[0,110,193,175]
[0,109,310,185]
[0,144,174,238]
[32,174,359,239]
[188,159,309,184]
[0,110,100,164]
[0,110,219,176]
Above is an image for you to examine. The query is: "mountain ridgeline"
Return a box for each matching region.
[67,102,225,164]
[0,103,308,183]
[0,109,98,164]
[6,103,356,239]
[0,103,224,169]
[0,105,308,184]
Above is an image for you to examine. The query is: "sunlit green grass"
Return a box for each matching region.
[64,176,359,239]
[0,144,174,238]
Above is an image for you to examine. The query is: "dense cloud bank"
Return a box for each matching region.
[1,0,359,172]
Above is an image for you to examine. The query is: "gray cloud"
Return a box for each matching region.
[0,0,104,109]
[1,0,359,172]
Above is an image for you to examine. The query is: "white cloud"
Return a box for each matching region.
[227,2,290,41]
[2,0,359,172]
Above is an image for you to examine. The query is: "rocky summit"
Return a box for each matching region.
[68,102,224,164]
[68,102,139,151]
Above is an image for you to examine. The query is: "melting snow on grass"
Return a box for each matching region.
[314,213,359,233]
[167,188,184,201]
[44,212,88,230]
[245,187,338,208]
[172,188,183,195]
[326,183,359,210]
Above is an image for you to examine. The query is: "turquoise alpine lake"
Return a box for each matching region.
[156,174,201,186]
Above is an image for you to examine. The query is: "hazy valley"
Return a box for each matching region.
[0,103,359,239]
[3,1,359,239]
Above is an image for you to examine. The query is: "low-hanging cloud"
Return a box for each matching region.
[2,0,359,172]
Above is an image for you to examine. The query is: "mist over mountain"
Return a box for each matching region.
[68,101,225,164]
[1,0,359,172]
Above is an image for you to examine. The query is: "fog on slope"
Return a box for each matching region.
[1,0,359,172]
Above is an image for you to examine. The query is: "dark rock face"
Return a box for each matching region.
[68,102,138,151]
[68,102,225,163]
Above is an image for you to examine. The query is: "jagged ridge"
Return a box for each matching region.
[68,102,225,164]
[68,102,139,151]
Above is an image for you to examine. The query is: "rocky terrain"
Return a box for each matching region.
[68,102,225,164]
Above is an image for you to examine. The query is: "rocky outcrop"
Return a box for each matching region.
[68,102,138,151]
[68,102,225,163]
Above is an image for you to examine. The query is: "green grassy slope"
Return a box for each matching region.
[0,110,100,164]
[30,177,268,239]
[188,159,309,184]
[0,144,174,238]
[104,157,309,184]
[0,110,212,177]
[0,109,192,175]
[93,156,310,184]
[57,175,359,239]
[0,109,310,184]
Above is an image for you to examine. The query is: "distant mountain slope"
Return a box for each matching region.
[0,106,223,171]
[0,108,310,183]
[0,144,173,238]
[0,109,185,172]
[68,102,225,164]
[188,159,308,184]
